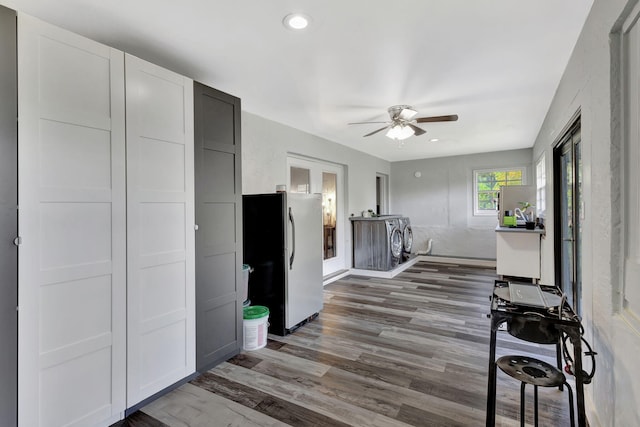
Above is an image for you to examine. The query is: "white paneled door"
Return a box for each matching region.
[125,54,195,407]
[287,156,345,277]
[18,13,127,427]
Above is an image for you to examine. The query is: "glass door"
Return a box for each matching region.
[287,156,345,277]
[554,122,582,315]
[290,167,311,194]
[322,172,337,260]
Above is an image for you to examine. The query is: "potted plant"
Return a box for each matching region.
[518,201,536,229]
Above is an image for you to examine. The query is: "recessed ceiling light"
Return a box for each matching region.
[283,13,310,30]
[430,138,439,142]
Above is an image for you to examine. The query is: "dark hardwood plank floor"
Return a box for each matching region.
[123,260,574,426]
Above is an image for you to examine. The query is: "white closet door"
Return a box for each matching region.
[17,13,126,427]
[125,54,195,406]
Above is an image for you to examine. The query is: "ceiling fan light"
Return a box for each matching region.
[398,108,418,121]
[283,13,310,30]
[385,125,400,139]
[386,124,414,140]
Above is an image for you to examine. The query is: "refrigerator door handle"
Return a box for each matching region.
[289,207,295,269]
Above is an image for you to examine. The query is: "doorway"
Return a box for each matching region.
[376,173,389,215]
[287,156,345,277]
[554,119,583,315]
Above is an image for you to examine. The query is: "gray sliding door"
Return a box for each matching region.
[0,5,17,426]
[194,82,242,371]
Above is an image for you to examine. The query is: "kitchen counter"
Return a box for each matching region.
[495,225,543,279]
[495,225,545,234]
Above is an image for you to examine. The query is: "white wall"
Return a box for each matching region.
[532,0,639,425]
[241,111,390,268]
[390,149,532,259]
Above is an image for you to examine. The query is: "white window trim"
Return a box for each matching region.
[473,167,527,216]
[619,6,640,332]
[536,154,546,218]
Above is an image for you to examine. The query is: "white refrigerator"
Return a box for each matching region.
[243,192,323,335]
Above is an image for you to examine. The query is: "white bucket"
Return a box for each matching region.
[243,305,269,350]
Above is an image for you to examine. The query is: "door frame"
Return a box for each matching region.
[376,173,389,215]
[553,116,582,314]
[286,155,346,277]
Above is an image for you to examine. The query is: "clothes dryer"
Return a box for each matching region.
[351,216,402,271]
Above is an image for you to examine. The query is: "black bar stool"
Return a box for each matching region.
[496,355,575,427]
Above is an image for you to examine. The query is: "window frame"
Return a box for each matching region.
[536,154,546,218]
[618,6,640,330]
[473,167,526,216]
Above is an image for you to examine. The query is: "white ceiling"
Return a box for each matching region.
[3,0,593,162]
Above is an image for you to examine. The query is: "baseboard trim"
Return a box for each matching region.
[418,255,496,268]
[334,255,496,281]
[323,269,351,286]
[347,256,421,279]
[124,371,199,417]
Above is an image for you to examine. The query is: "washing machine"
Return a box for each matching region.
[352,216,402,271]
[398,217,413,262]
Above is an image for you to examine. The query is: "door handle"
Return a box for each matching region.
[289,207,295,270]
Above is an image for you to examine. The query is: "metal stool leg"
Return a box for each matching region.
[556,341,564,391]
[565,381,576,427]
[533,385,539,427]
[520,382,526,427]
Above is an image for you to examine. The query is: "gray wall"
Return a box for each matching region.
[532,1,639,425]
[390,149,532,259]
[241,111,390,268]
[0,5,17,426]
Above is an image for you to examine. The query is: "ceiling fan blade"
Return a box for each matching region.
[348,121,389,125]
[407,123,426,136]
[398,108,418,121]
[363,126,389,137]
[415,114,459,123]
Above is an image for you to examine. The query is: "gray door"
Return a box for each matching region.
[194,82,242,371]
[0,5,17,426]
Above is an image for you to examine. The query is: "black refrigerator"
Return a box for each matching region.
[243,192,323,335]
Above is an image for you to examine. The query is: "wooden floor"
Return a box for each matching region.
[119,260,574,426]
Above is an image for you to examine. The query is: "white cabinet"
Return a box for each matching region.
[125,54,195,407]
[17,13,195,426]
[18,13,127,426]
[496,228,543,279]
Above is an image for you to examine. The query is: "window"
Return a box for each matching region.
[536,154,546,218]
[620,8,640,326]
[290,167,311,193]
[474,168,524,216]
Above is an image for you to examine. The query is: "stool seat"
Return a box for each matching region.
[497,355,565,387]
[496,355,575,427]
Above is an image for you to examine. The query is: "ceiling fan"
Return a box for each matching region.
[349,105,458,141]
